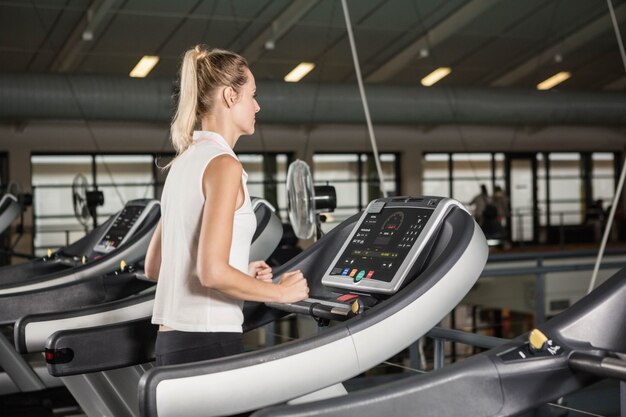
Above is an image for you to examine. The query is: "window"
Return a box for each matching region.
[422,153,450,197]
[275,154,290,221]
[31,151,295,255]
[95,155,155,225]
[239,153,292,221]
[592,153,615,205]
[423,151,621,245]
[313,152,400,232]
[313,154,361,232]
[31,155,96,254]
[548,153,582,225]
[494,153,505,192]
[452,153,493,207]
[32,154,156,255]
[362,153,398,207]
[239,154,265,201]
[422,152,505,207]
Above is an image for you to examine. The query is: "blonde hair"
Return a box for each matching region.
[170,45,249,156]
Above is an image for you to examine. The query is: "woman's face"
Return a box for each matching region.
[232,67,260,136]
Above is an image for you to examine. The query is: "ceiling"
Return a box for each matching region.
[1,0,625,92]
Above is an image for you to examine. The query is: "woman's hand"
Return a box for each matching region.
[248,260,273,283]
[277,270,309,303]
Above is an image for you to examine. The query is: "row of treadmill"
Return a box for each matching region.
[0,192,625,416]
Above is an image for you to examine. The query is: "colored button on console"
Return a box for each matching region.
[354,270,366,282]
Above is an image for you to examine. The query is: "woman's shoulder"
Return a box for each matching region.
[205,153,242,177]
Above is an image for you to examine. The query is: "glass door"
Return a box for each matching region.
[506,155,538,244]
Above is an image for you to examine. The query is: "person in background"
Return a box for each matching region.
[470,184,491,227]
[585,199,605,242]
[492,185,510,227]
[491,185,511,248]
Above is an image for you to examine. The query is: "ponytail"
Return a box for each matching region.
[170,47,202,155]
[167,45,249,166]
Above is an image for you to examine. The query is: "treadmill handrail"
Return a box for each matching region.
[569,351,626,381]
[251,266,626,417]
[15,287,155,353]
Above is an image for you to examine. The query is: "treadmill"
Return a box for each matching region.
[0,199,160,294]
[38,196,488,417]
[253,266,626,417]
[12,198,283,416]
[0,199,160,398]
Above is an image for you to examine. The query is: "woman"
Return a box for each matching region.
[144,45,309,366]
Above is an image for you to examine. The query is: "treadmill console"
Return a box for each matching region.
[322,197,463,295]
[93,201,157,254]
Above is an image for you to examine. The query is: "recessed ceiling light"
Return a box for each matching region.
[420,67,451,87]
[130,56,160,78]
[284,62,315,82]
[537,71,571,90]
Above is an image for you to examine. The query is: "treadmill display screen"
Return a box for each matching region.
[96,206,145,251]
[328,207,433,283]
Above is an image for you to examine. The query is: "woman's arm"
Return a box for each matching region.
[197,155,308,303]
[144,220,162,280]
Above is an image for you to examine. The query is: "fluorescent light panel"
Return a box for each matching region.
[421,67,451,87]
[537,71,570,90]
[284,62,315,82]
[130,55,160,78]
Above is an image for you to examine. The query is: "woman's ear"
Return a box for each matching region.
[222,86,237,108]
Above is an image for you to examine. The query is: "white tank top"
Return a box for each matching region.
[152,131,256,332]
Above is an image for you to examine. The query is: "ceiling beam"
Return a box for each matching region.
[491,3,626,87]
[240,0,319,66]
[49,0,119,73]
[365,0,498,82]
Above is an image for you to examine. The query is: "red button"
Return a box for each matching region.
[336,294,359,302]
[366,270,375,279]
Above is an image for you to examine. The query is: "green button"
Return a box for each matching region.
[354,270,366,282]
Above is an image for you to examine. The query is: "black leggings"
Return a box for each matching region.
[155,330,243,366]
